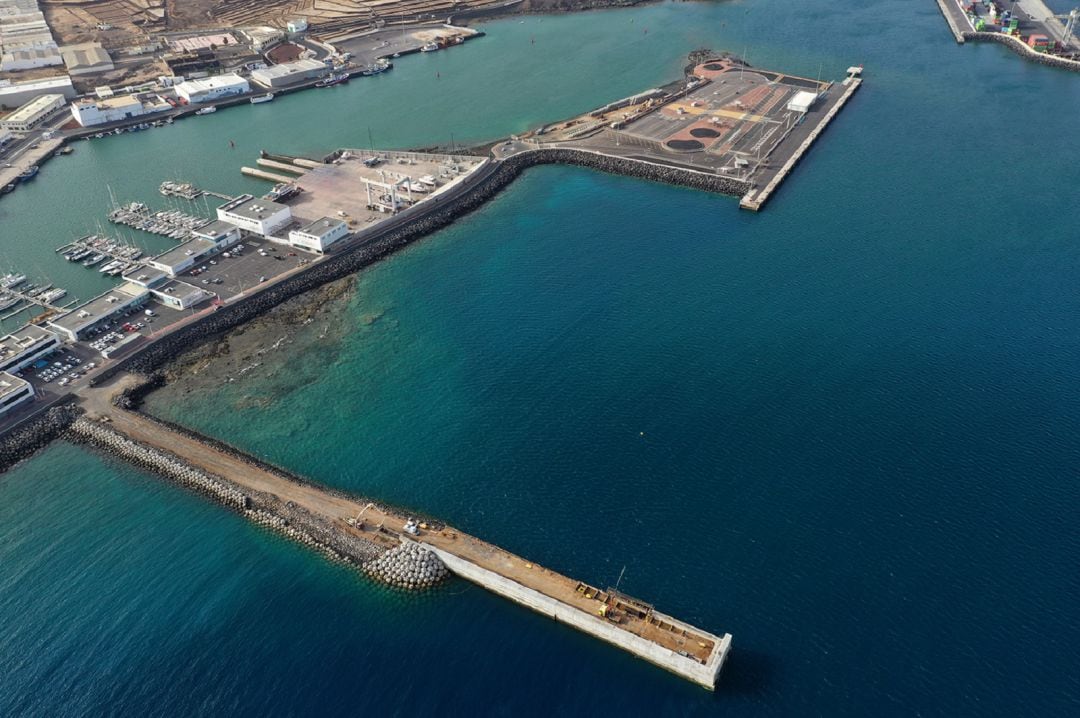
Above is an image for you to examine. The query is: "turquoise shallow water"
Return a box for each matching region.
[4,1,1080,715]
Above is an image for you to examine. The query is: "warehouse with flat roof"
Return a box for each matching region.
[250,58,328,88]
[48,283,150,341]
[174,74,249,104]
[0,92,65,132]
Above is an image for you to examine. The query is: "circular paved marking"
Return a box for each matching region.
[666,139,704,151]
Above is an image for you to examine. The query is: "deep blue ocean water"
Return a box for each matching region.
[3,1,1080,715]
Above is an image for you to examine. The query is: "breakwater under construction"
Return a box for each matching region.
[69,375,731,688]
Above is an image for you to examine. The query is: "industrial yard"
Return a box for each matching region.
[937,0,1080,65]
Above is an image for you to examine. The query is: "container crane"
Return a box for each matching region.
[1051,8,1079,49]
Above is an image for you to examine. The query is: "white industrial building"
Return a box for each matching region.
[1,45,60,71]
[48,283,150,341]
[0,75,74,108]
[216,194,292,236]
[69,93,171,127]
[286,18,308,33]
[0,324,60,373]
[60,43,114,76]
[787,91,818,114]
[0,92,66,132]
[174,74,249,104]
[289,217,348,253]
[0,0,62,72]
[0,371,33,417]
[250,58,328,88]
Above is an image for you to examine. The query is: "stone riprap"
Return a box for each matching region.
[364,541,450,590]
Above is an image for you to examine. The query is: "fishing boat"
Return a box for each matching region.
[315,73,349,88]
[420,42,440,52]
[194,106,217,115]
[250,93,275,104]
[1,182,15,194]
[83,253,106,267]
[361,59,392,76]
[17,165,39,181]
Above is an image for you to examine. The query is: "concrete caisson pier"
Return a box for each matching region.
[426,543,732,689]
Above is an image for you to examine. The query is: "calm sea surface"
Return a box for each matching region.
[3,1,1080,715]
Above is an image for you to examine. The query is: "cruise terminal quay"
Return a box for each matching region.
[0,54,864,690]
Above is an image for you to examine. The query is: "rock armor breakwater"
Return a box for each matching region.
[69,416,249,511]
[0,402,81,473]
[963,32,1080,72]
[66,415,449,588]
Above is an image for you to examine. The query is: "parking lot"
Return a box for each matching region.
[178,236,317,298]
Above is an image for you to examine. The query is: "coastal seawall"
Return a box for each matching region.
[92,147,747,383]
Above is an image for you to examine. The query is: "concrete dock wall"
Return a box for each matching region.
[425,544,732,690]
[740,78,862,211]
[935,0,968,43]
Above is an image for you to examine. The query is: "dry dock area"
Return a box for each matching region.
[76,377,731,689]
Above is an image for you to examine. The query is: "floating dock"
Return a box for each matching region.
[76,389,732,690]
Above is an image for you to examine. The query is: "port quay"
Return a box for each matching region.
[0,56,864,689]
[935,0,1080,71]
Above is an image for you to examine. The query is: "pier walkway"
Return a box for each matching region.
[77,376,731,689]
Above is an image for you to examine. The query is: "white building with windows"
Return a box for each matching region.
[0,371,33,417]
[0,92,65,132]
[69,93,171,127]
[289,217,348,253]
[0,324,60,373]
[216,194,291,236]
[174,74,249,104]
[0,75,74,108]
